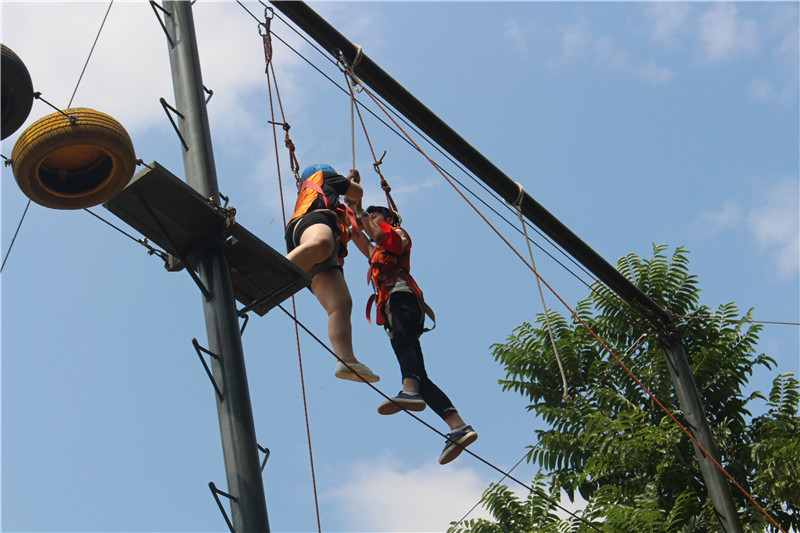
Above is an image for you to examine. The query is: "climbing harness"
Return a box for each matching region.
[364,225,435,335]
[290,168,359,268]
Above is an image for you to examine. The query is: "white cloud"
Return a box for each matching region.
[746,177,800,281]
[1,2,170,135]
[633,60,676,85]
[553,16,592,68]
[697,178,799,281]
[698,201,746,236]
[504,20,530,57]
[324,452,493,532]
[747,78,777,102]
[548,15,673,85]
[643,3,692,50]
[763,9,799,104]
[698,4,760,63]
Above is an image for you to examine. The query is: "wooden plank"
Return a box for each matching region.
[104,161,310,315]
[227,224,310,316]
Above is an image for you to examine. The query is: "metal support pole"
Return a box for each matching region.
[164,2,270,531]
[659,333,743,533]
[269,2,743,530]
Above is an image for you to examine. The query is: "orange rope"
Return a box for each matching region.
[344,69,786,532]
[262,16,321,533]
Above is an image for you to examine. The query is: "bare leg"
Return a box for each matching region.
[310,267,357,364]
[286,223,335,272]
[403,376,420,394]
[444,410,467,431]
[287,222,377,381]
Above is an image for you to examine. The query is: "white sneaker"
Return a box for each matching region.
[334,361,380,383]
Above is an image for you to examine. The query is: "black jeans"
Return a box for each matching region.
[386,291,456,421]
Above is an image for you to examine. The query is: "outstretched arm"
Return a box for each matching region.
[356,208,388,246]
[350,223,373,258]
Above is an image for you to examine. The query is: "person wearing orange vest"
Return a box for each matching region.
[285,163,379,384]
[349,204,477,465]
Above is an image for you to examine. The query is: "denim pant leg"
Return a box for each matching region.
[387,291,456,421]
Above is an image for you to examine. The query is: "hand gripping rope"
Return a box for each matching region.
[337,50,399,216]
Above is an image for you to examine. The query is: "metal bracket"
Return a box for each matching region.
[135,188,211,300]
[150,1,174,48]
[192,338,224,401]
[159,97,188,151]
[203,85,214,104]
[207,194,236,227]
[257,444,270,473]
[239,313,250,336]
[208,482,237,533]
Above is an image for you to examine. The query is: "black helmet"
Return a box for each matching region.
[366,205,401,225]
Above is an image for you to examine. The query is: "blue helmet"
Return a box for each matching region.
[300,163,336,181]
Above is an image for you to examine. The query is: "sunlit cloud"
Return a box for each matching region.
[324,452,493,532]
[746,177,800,281]
[698,3,760,63]
[697,178,799,281]
[642,2,692,50]
[697,201,746,236]
[504,20,531,57]
[548,15,673,85]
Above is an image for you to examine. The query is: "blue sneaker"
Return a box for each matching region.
[438,425,477,465]
[377,391,426,415]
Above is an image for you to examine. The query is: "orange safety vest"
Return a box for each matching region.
[290,170,358,262]
[366,227,434,331]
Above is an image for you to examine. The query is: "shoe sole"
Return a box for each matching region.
[335,370,380,384]
[377,398,426,415]
[438,431,478,465]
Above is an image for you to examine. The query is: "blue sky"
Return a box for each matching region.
[1,2,798,532]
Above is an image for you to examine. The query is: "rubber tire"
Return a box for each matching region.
[1,44,35,140]
[11,108,136,209]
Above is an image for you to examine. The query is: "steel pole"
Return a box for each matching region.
[164,2,270,531]
[269,2,743,530]
[659,334,743,533]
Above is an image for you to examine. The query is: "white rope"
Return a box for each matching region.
[347,73,357,169]
[512,182,571,403]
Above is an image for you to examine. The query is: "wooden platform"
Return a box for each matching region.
[103,161,310,316]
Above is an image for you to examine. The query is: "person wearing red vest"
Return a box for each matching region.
[285,163,379,384]
[349,204,477,465]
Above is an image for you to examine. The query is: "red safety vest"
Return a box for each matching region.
[366,227,433,330]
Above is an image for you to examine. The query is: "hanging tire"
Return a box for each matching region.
[1,44,35,140]
[11,108,137,209]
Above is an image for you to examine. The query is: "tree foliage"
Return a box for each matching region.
[450,245,799,533]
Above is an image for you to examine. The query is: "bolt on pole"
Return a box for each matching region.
[163,2,270,531]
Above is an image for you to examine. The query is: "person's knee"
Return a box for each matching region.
[305,235,334,257]
[335,292,353,314]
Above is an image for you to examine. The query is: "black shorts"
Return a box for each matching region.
[285,210,342,275]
